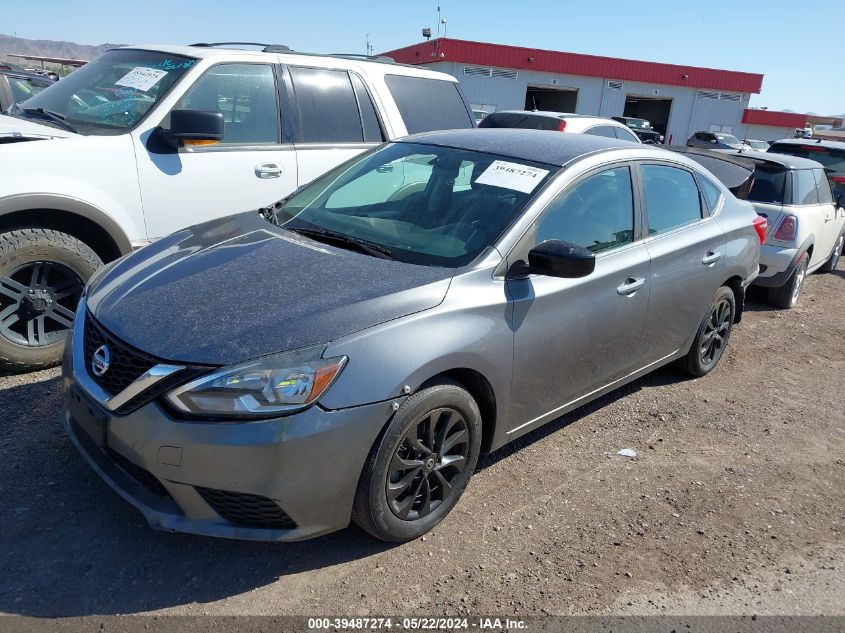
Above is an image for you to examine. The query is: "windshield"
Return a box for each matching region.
[749,140,769,150]
[15,49,197,132]
[625,118,649,130]
[271,142,556,267]
[717,133,741,145]
[748,166,787,204]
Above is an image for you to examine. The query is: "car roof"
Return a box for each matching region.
[769,138,845,150]
[493,110,602,121]
[400,128,646,167]
[743,151,824,170]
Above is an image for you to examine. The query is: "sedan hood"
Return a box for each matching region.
[87,212,455,366]
[0,113,74,140]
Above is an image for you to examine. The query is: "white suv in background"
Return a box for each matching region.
[478,110,642,144]
[0,43,475,370]
[743,153,845,308]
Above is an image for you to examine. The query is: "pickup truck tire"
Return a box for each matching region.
[767,252,808,309]
[0,229,102,372]
[818,233,843,273]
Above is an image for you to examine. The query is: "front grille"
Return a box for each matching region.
[106,448,172,500]
[196,487,297,530]
[83,314,157,397]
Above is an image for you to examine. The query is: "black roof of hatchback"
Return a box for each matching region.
[401,128,635,167]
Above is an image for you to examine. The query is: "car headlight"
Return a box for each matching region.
[165,345,347,418]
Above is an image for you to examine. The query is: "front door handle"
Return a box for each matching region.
[702,251,722,265]
[255,163,282,179]
[617,277,646,296]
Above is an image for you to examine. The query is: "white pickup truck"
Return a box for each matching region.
[0,43,475,370]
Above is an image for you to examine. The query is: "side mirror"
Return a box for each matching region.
[160,109,224,148]
[527,240,595,278]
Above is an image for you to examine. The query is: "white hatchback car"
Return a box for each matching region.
[744,153,845,307]
[0,43,475,370]
[478,110,642,144]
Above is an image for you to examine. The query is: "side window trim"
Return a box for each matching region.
[635,160,707,239]
[348,69,387,143]
[508,160,643,263]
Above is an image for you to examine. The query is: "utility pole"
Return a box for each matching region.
[365,33,373,57]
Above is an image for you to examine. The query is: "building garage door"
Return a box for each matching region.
[624,96,672,136]
[525,86,578,113]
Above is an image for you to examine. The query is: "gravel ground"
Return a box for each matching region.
[0,263,842,618]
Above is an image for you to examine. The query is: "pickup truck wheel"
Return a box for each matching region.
[0,229,102,372]
[818,233,843,273]
[678,286,735,377]
[767,253,808,309]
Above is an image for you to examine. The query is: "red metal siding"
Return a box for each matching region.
[382,38,764,94]
[742,109,808,128]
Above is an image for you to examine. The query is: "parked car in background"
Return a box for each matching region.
[479,110,642,143]
[743,153,844,308]
[741,139,769,152]
[611,116,664,144]
[0,43,475,371]
[768,138,845,200]
[0,68,54,113]
[688,131,745,152]
[62,129,761,543]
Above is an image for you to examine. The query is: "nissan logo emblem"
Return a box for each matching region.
[91,344,111,377]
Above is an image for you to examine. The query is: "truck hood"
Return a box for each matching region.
[86,212,455,366]
[0,113,75,140]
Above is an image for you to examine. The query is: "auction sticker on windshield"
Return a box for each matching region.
[475,160,549,193]
[115,67,168,92]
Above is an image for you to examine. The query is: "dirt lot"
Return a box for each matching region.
[0,264,842,619]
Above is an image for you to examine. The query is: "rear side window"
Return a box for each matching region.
[479,112,559,130]
[748,167,787,204]
[290,67,363,143]
[813,169,833,204]
[584,125,618,139]
[698,174,723,212]
[385,75,473,134]
[793,169,819,205]
[641,164,703,235]
[8,76,50,103]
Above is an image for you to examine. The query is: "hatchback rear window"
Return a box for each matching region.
[479,112,560,131]
[385,75,474,134]
[748,167,787,204]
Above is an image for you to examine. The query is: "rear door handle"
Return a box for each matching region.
[255,163,282,179]
[617,277,646,296]
[702,251,721,265]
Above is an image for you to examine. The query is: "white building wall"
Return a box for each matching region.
[428,61,751,145]
[735,123,794,143]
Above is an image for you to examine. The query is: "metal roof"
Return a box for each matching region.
[742,109,807,128]
[399,128,642,167]
[381,38,764,93]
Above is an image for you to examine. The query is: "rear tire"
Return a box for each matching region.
[818,233,843,273]
[352,380,482,542]
[678,286,735,377]
[0,229,102,372]
[766,253,808,309]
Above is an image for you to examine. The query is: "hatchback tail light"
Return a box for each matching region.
[774,215,797,241]
[752,215,768,244]
[558,120,567,132]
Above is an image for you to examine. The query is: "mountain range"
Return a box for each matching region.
[0,33,121,63]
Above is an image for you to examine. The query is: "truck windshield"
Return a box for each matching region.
[12,49,197,133]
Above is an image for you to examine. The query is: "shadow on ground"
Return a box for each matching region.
[0,361,691,616]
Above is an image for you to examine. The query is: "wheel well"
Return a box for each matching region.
[724,275,745,323]
[423,368,497,455]
[0,209,124,263]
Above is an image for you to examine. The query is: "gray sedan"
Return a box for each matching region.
[62,129,761,542]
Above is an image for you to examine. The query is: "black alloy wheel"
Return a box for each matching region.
[387,407,469,521]
[699,296,732,366]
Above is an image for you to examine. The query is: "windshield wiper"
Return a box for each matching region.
[20,107,80,134]
[286,227,395,260]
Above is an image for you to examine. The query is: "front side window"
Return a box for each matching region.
[175,63,278,145]
[290,67,363,143]
[7,76,51,104]
[535,166,634,253]
[585,125,618,139]
[272,142,555,267]
[793,169,820,205]
[17,49,196,132]
[641,164,703,234]
[385,75,474,134]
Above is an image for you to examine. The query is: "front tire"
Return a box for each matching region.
[678,286,736,377]
[818,233,843,273]
[767,252,808,309]
[352,380,482,542]
[0,229,102,372]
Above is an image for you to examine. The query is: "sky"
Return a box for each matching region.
[1,0,841,115]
